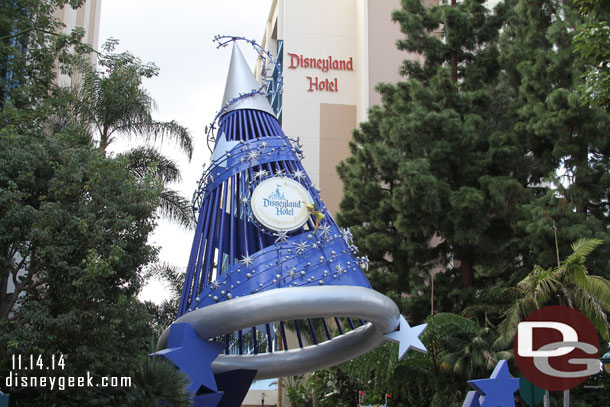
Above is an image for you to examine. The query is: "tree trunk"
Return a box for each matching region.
[455,247,473,289]
[0,290,19,322]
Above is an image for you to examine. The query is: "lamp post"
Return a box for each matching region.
[261,392,266,407]
[600,342,610,374]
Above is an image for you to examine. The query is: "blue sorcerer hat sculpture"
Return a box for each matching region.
[152,38,427,406]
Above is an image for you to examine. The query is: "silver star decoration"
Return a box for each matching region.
[239,255,254,268]
[294,136,303,149]
[294,240,310,255]
[254,169,269,179]
[275,168,285,176]
[318,223,332,239]
[274,230,288,244]
[385,315,427,360]
[350,245,359,254]
[240,195,249,206]
[341,227,353,244]
[288,267,296,278]
[335,264,346,274]
[246,150,261,161]
[260,141,268,148]
[360,255,370,271]
[209,281,220,290]
[292,169,305,180]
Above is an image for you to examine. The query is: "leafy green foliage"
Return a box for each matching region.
[1,1,194,404]
[0,128,161,404]
[130,357,193,407]
[499,238,610,346]
[574,0,610,110]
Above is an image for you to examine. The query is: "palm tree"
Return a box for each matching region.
[130,357,193,407]
[69,42,195,228]
[120,146,194,228]
[441,324,512,380]
[498,238,610,345]
[497,238,610,407]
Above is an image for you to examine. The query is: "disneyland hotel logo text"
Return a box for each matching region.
[262,186,302,216]
[287,52,353,93]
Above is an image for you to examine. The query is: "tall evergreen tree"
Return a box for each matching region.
[499,0,610,274]
[338,0,526,319]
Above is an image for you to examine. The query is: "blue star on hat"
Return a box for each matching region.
[467,360,519,407]
[151,323,224,395]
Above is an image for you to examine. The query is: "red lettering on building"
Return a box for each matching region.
[307,76,338,93]
[287,53,353,72]
[289,52,352,93]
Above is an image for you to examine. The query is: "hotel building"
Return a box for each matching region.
[257,0,438,217]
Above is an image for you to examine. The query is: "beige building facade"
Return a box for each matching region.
[259,0,436,217]
[54,0,102,86]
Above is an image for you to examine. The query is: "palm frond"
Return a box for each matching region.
[148,262,185,298]
[112,120,193,160]
[572,287,610,341]
[159,188,196,229]
[120,146,182,183]
[583,275,610,311]
[570,238,603,259]
[133,357,193,407]
[496,296,536,348]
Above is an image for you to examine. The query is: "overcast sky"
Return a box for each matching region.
[98,0,274,303]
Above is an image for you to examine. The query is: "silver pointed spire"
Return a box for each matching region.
[220,42,276,117]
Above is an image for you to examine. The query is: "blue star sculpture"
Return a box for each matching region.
[384,315,427,360]
[466,360,520,407]
[462,391,481,407]
[152,323,224,395]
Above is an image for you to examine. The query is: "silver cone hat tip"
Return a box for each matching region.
[220,42,276,118]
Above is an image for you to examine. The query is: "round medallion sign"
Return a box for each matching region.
[251,177,312,232]
[513,305,600,391]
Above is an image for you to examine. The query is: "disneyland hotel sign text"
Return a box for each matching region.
[287,52,353,92]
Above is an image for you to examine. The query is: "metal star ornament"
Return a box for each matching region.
[467,360,519,407]
[246,150,261,161]
[318,223,332,239]
[275,168,285,177]
[239,255,254,268]
[292,169,305,180]
[274,230,288,243]
[384,315,427,360]
[341,227,353,244]
[294,240,310,255]
[254,169,269,179]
